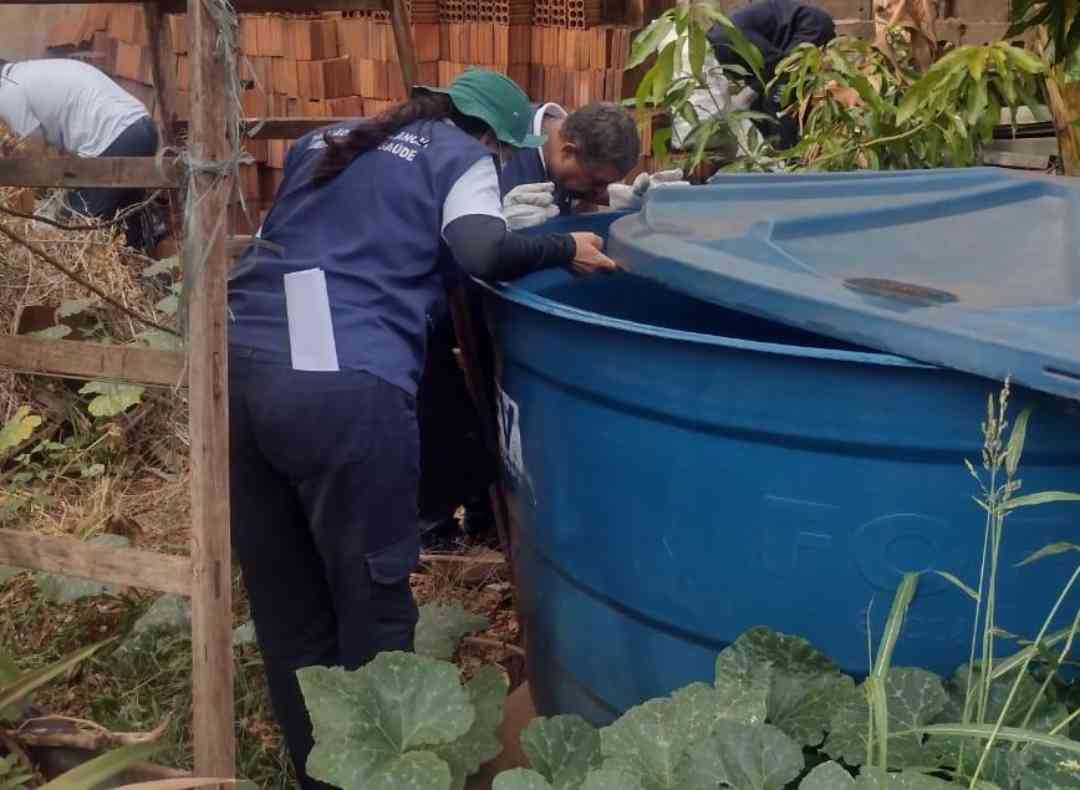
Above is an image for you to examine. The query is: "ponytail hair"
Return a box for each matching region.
[315,91,492,182]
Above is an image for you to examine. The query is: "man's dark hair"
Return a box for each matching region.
[561,102,640,177]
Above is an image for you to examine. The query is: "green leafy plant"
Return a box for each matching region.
[78,381,145,419]
[0,409,42,457]
[626,0,773,170]
[1007,1,1080,69]
[511,393,1079,790]
[0,753,34,790]
[302,387,1079,790]
[765,39,1044,171]
[414,604,489,661]
[627,2,1047,174]
[298,653,507,790]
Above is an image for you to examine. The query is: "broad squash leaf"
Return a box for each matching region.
[800,761,855,790]
[580,770,646,790]
[155,294,180,316]
[299,652,473,790]
[717,627,852,746]
[853,770,957,790]
[824,668,948,769]
[520,715,602,789]
[434,665,508,790]
[141,255,180,279]
[136,329,182,351]
[57,298,97,318]
[769,672,857,748]
[493,769,554,790]
[0,406,42,454]
[939,665,1045,729]
[1018,743,1080,789]
[675,680,766,739]
[712,644,770,726]
[723,626,839,677]
[600,697,701,790]
[415,603,489,660]
[79,381,145,418]
[682,720,804,790]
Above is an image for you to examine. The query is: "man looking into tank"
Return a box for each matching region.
[419,101,657,547]
[499,99,686,226]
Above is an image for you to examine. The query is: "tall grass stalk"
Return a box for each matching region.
[867,573,919,773]
[955,386,1017,776]
[1014,592,1080,735]
[970,566,1080,786]
[939,380,1080,788]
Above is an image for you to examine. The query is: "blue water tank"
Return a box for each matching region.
[480,211,1080,725]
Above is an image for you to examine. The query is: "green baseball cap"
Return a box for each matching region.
[419,68,545,149]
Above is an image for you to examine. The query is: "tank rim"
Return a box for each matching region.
[477,276,932,371]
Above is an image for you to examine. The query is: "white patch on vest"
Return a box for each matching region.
[284,268,340,372]
[496,386,535,504]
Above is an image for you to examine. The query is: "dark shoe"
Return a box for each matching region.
[419,513,462,551]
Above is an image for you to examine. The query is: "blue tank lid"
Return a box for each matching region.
[608,167,1080,400]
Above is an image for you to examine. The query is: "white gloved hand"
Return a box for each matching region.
[607,169,691,211]
[504,182,556,208]
[503,182,561,230]
[731,85,758,112]
[505,201,560,230]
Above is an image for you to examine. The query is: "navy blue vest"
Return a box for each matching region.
[228,119,491,395]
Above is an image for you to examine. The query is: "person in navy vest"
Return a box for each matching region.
[708,0,836,147]
[226,68,614,789]
[415,100,647,549]
[499,100,643,227]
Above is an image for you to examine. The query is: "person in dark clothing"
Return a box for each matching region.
[708,0,836,148]
[416,296,498,549]
[227,68,615,789]
[500,100,642,224]
[416,100,641,549]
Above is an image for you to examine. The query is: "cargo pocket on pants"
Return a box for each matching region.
[364,533,421,654]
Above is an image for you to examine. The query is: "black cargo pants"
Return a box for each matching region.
[67,115,160,251]
[228,349,420,790]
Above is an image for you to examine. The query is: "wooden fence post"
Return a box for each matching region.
[186,0,235,780]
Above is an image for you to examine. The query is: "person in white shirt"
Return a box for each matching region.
[0,58,160,250]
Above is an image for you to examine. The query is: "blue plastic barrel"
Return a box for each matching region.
[480,213,1080,725]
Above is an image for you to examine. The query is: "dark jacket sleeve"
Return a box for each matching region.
[443,214,576,281]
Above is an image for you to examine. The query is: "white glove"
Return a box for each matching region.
[503,182,561,230]
[731,85,758,112]
[505,182,557,208]
[607,169,690,211]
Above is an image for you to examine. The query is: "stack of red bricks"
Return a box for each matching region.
[43,2,636,230]
[527,26,629,108]
[435,0,626,106]
[347,0,440,24]
[533,0,603,28]
[436,1,532,90]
